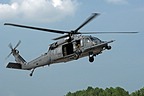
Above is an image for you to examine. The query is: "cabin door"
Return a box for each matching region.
[62,43,73,56]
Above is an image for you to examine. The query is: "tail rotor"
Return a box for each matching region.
[6,40,21,59]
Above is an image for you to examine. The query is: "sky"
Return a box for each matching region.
[0,0,144,96]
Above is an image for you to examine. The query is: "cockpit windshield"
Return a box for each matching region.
[90,36,101,44]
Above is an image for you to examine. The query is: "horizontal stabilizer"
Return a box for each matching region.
[7,62,22,69]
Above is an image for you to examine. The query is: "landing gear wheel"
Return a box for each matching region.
[30,73,33,77]
[89,56,94,62]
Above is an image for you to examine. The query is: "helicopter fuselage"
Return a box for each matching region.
[21,35,114,70]
[6,13,133,76]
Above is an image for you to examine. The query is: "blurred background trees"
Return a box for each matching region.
[65,87,144,96]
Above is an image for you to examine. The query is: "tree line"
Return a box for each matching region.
[65,86,144,96]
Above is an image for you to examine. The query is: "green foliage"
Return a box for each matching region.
[131,88,144,96]
[65,87,144,96]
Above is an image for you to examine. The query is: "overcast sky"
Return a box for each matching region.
[0,0,144,96]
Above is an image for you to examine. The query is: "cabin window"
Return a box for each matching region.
[49,42,58,50]
[86,38,90,43]
[75,40,81,48]
[81,39,83,46]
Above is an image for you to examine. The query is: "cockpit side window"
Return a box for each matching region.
[49,42,58,50]
[86,38,90,43]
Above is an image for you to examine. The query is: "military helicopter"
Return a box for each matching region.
[4,13,137,76]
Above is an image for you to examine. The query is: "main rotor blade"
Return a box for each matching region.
[4,23,69,34]
[53,31,138,40]
[74,13,99,32]
[53,34,69,40]
[75,31,138,34]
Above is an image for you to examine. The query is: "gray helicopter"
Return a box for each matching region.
[4,13,137,76]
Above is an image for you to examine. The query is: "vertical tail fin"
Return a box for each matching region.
[13,53,26,64]
[13,52,27,64]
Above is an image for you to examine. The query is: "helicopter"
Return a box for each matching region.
[4,13,137,76]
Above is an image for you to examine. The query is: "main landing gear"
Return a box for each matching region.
[88,45,112,63]
[89,56,94,62]
[105,45,111,50]
[89,52,95,62]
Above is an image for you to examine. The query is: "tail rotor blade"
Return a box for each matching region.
[8,43,13,50]
[14,40,21,49]
[6,52,12,60]
[6,40,21,59]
